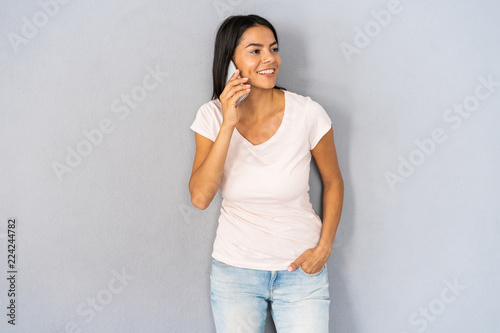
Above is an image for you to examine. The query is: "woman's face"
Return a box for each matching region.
[232,25,281,90]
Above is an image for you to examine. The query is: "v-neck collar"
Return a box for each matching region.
[234,90,288,150]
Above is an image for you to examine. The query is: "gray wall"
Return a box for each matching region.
[1,0,499,332]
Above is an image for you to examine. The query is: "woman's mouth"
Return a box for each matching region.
[257,68,275,77]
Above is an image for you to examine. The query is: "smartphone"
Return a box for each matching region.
[226,60,249,106]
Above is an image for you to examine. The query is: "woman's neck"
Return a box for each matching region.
[238,88,277,120]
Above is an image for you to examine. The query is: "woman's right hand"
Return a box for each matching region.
[219,69,250,128]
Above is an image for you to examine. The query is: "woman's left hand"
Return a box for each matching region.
[287,244,332,274]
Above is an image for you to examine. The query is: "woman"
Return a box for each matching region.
[189,14,344,332]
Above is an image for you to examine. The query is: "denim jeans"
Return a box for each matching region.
[210,257,330,332]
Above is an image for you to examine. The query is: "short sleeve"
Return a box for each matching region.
[189,102,221,142]
[306,98,332,150]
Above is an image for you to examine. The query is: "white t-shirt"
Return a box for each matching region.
[190,89,332,271]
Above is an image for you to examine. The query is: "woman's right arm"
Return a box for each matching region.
[189,69,250,210]
[189,123,235,210]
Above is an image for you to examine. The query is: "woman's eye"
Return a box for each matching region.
[250,48,279,54]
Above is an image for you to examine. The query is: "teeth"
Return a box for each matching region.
[258,69,274,74]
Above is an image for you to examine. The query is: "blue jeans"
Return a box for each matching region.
[210,257,330,332]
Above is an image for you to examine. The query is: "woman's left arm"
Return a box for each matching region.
[287,126,344,273]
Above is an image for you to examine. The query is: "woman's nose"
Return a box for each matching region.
[261,49,276,63]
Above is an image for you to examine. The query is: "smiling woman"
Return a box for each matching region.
[188,14,344,333]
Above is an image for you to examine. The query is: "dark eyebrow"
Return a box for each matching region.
[245,41,278,48]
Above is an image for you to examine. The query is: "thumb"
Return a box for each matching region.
[287,258,304,272]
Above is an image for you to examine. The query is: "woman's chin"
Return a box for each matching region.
[255,82,278,90]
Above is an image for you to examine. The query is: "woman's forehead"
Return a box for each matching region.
[238,26,276,46]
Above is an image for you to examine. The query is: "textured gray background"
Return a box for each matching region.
[1,0,499,332]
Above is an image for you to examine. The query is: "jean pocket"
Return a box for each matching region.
[211,257,233,267]
[298,263,327,277]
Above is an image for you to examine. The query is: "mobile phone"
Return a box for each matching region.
[226,60,249,106]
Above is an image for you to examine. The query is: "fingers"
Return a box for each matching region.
[221,70,250,103]
[229,76,249,86]
[227,86,250,107]
[228,69,248,83]
[234,83,251,97]
[222,78,250,101]
[231,68,239,78]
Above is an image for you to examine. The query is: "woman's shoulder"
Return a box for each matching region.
[282,89,317,109]
[197,98,222,115]
[195,98,223,123]
[198,97,222,111]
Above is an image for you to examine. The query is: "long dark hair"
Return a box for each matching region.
[211,14,286,101]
